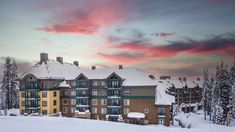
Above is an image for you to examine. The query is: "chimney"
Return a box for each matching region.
[92,66,96,70]
[73,61,79,67]
[149,75,155,80]
[119,65,123,69]
[56,57,63,64]
[160,76,171,80]
[197,77,200,81]
[40,53,48,63]
[183,77,187,82]
[178,77,182,82]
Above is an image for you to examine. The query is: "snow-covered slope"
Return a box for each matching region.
[0,115,234,132]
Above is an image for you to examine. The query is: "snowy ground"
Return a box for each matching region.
[0,110,234,132]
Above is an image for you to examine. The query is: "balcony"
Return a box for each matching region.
[76,104,89,107]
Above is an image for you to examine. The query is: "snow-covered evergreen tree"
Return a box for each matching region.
[0,57,19,109]
[230,61,235,118]
[202,68,209,120]
[212,62,232,125]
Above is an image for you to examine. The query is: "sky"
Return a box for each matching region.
[0,0,235,79]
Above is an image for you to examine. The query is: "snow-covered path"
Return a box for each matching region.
[0,116,234,132]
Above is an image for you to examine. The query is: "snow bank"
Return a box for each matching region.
[59,80,71,88]
[0,116,234,132]
[127,112,145,118]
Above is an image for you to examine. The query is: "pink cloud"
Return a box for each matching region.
[38,1,127,35]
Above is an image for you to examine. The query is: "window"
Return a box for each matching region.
[158,118,164,125]
[71,107,76,113]
[53,91,57,97]
[62,107,68,113]
[42,101,47,107]
[144,108,149,114]
[123,108,129,115]
[101,81,106,86]
[92,99,97,105]
[92,90,98,96]
[158,108,165,115]
[70,99,76,105]
[21,101,25,106]
[53,108,57,113]
[42,110,47,115]
[21,92,25,98]
[63,99,68,105]
[72,81,76,87]
[92,108,97,114]
[42,91,47,98]
[71,91,76,96]
[101,108,107,114]
[123,90,131,96]
[101,99,107,105]
[53,100,57,105]
[63,91,68,96]
[123,99,130,106]
[92,81,98,86]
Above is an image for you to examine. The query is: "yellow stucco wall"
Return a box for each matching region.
[40,90,60,115]
[19,90,60,115]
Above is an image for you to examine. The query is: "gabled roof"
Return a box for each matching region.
[20,59,156,86]
[20,59,80,80]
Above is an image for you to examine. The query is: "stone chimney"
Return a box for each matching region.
[149,75,155,80]
[73,61,79,67]
[119,65,123,69]
[178,77,182,82]
[92,66,96,70]
[197,77,200,81]
[40,53,48,63]
[183,77,187,82]
[56,57,63,64]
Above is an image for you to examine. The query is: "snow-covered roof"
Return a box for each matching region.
[20,59,80,80]
[127,112,145,118]
[156,79,202,89]
[155,81,175,105]
[59,81,71,88]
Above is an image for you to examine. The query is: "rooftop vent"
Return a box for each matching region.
[149,75,156,80]
[159,76,171,80]
[119,65,123,69]
[92,66,96,70]
[74,61,79,67]
[56,57,63,64]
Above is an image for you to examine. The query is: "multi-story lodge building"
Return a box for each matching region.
[19,53,175,126]
[157,76,203,112]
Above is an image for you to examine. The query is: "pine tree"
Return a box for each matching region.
[230,61,235,118]
[202,68,209,120]
[207,76,214,120]
[1,57,19,109]
[212,62,232,125]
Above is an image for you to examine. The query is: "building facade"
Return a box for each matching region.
[158,76,203,112]
[19,53,175,126]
